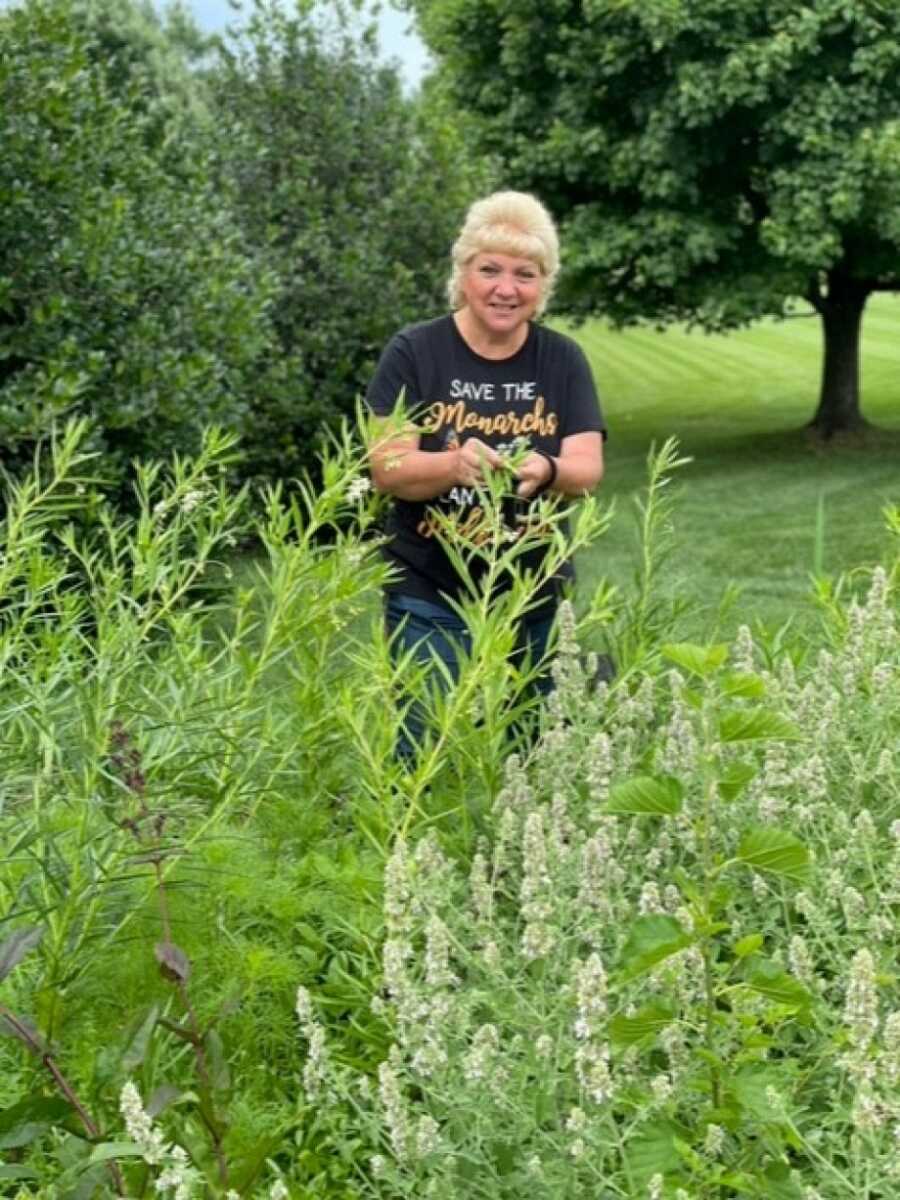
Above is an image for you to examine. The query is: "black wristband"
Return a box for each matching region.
[534,450,557,495]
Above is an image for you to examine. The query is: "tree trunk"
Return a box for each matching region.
[808,272,870,436]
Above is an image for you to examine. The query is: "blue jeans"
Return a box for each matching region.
[384,593,555,763]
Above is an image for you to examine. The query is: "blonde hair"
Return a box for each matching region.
[447,190,560,316]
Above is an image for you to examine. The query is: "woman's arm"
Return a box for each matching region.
[515,431,604,499]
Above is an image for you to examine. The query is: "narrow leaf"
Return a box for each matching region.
[60,1163,108,1200]
[607,775,683,816]
[719,708,801,742]
[0,1166,40,1181]
[0,1096,71,1136]
[736,828,811,882]
[0,927,43,983]
[204,1029,231,1094]
[147,1084,182,1119]
[121,1004,159,1072]
[88,1141,145,1164]
[0,1122,50,1151]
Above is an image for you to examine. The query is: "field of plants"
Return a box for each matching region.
[1,343,898,1197]
[4,0,899,1192]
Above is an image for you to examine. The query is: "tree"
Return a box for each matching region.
[0,0,275,488]
[204,1,489,481]
[406,0,900,435]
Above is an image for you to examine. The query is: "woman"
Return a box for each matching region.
[366,190,606,759]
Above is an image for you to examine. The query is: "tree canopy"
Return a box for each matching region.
[408,0,900,433]
[1,0,484,492]
[206,1,487,482]
[0,0,274,487]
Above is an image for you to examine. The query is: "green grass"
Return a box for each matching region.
[563,293,900,640]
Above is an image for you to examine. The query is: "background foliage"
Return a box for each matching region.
[204,0,488,483]
[406,0,900,432]
[0,0,485,492]
[0,0,274,491]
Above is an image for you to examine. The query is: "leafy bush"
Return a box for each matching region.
[299,561,900,1197]
[1,422,897,1199]
[0,420,391,1195]
[206,1,489,483]
[1,0,487,497]
[0,0,275,491]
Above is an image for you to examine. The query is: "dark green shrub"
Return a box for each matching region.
[206,2,488,483]
[0,0,275,491]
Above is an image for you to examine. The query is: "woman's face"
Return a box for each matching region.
[460,251,544,340]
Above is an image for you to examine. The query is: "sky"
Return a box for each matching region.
[186,0,432,88]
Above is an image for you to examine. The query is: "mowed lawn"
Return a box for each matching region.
[563,293,900,640]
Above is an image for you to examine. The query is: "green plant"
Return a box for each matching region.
[204,0,489,485]
[0,418,392,1195]
[0,0,274,491]
[2,417,897,1199]
[409,0,900,434]
[295,517,899,1198]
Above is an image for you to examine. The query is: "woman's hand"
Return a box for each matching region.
[515,452,554,498]
[454,437,504,486]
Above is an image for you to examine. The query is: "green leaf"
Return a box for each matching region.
[673,1136,704,1171]
[610,1002,676,1047]
[744,959,813,1011]
[730,1065,793,1120]
[761,1161,804,1199]
[619,915,693,982]
[736,828,811,882]
[0,1166,40,1181]
[732,933,764,959]
[88,1141,145,1163]
[0,1121,50,1151]
[0,1095,71,1136]
[624,1120,682,1183]
[121,1004,159,1073]
[60,1163,108,1200]
[721,671,766,699]
[662,642,728,677]
[204,1028,231,1094]
[154,940,191,984]
[718,708,802,742]
[717,760,757,802]
[606,775,683,816]
[147,1084,182,1119]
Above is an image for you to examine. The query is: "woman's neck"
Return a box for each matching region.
[453,309,530,360]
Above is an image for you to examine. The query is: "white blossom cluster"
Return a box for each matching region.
[119,1082,199,1197]
[291,558,899,1194]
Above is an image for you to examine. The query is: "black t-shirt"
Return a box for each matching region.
[366,315,606,610]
